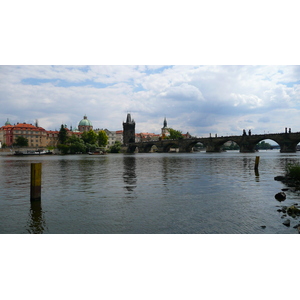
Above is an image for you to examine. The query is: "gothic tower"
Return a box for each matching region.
[123,113,135,145]
[161,117,170,137]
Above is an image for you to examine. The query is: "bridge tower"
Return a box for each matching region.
[123,113,135,145]
[161,117,170,138]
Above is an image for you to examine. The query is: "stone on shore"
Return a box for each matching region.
[274,176,286,181]
[287,205,300,216]
[275,192,286,201]
[282,219,290,227]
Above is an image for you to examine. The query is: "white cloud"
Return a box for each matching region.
[1,65,300,137]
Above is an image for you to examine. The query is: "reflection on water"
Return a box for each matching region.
[123,155,137,192]
[26,201,47,234]
[1,151,300,234]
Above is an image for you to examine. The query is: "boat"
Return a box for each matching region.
[88,151,106,155]
[14,150,53,155]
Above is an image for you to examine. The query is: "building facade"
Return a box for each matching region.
[0,121,48,148]
[0,119,81,148]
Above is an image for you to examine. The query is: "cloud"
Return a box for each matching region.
[1,65,300,137]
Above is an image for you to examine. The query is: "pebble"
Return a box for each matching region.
[282,219,290,227]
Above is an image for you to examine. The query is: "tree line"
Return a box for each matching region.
[57,125,122,154]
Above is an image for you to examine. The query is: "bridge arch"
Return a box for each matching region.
[184,141,206,152]
[253,138,278,150]
[163,142,180,153]
[143,143,158,153]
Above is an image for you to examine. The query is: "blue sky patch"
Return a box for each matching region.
[22,78,109,88]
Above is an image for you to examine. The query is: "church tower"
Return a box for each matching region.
[123,113,135,145]
[161,117,170,138]
[78,115,93,132]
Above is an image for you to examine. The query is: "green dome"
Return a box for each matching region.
[5,118,11,125]
[79,115,92,126]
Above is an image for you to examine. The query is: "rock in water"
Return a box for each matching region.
[282,219,290,227]
[275,192,286,202]
[274,176,286,181]
[287,205,300,216]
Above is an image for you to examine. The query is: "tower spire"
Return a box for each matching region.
[163,117,167,128]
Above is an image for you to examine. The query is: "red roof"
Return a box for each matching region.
[13,123,46,131]
[1,125,13,130]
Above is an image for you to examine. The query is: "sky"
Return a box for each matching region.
[1,65,300,138]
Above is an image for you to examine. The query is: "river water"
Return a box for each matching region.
[1,150,300,234]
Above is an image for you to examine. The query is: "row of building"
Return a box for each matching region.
[0,114,190,149]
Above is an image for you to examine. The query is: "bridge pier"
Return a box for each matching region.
[239,138,256,153]
[279,141,297,153]
[239,144,256,153]
[206,142,222,152]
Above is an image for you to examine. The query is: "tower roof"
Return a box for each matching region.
[79,115,93,126]
[125,113,135,124]
[163,117,167,128]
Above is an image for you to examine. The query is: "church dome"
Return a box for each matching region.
[79,115,92,126]
[5,118,11,126]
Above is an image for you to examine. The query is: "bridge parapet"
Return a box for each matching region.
[126,132,300,153]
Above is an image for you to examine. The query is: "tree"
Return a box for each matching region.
[85,143,97,153]
[14,136,28,147]
[165,128,183,140]
[81,130,98,145]
[98,130,108,147]
[67,135,86,154]
[67,134,82,144]
[58,124,68,144]
[109,141,122,153]
[256,141,272,150]
[69,142,86,154]
[57,144,69,154]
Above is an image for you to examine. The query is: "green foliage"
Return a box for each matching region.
[109,141,122,153]
[57,144,69,154]
[165,128,183,140]
[14,136,28,147]
[67,135,82,144]
[256,141,272,149]
[58,124,68,144]
[81,130,98,145]
[1,143,7,148]
[98,130,108,147]
[286,163,300,180]
[67,135,86,153]
[69,142,86,154]
[85,143,98,153]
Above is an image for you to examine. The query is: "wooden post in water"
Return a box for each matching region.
[254,156,260,171]
[30,163,42,201]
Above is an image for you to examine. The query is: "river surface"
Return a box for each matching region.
[1,150,300,234]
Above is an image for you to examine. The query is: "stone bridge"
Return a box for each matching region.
[125,132,300,153]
